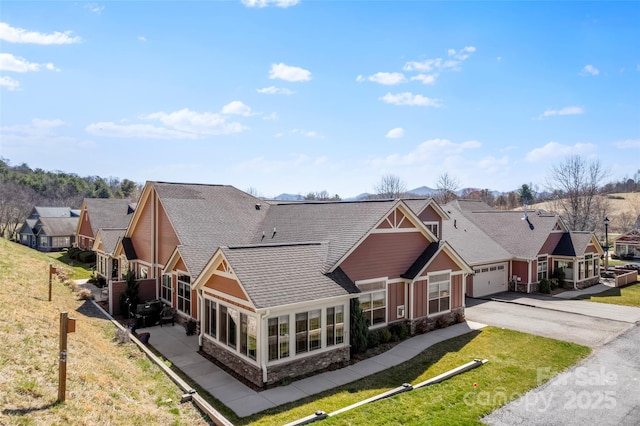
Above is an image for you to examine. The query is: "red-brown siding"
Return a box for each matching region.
[512,261,529,283]
[539,232,563,256]
[451,275,463,308]
[586,242,599,254]
[387,281,405,322]
[158,201,180,266]
[205,274,249,302]
[340,232,429,282]
[77,212,94,249]
[420,250,462,277]
[131,195,153,263]
[465,274,473,297]
[417,205,441,223]
[413,279,428,318]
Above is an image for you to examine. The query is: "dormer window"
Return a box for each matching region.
[424,221,440,239]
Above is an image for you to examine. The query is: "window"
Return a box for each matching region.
[326,306,344,346]
[424,222,439,239]
[240,313,257,360]
[161,274,172,303]
[295,310,321,354]
[537,256,548,281]
[40,236,48,246]
[111,259,119,279]
[268,315,290,361]
[52,236,70,247]
[139,266,148,279]
[219,306,238,349]
[359,291,386,327]
[177,274,191,315]
[204,299,217,339]
[428,272,450,315]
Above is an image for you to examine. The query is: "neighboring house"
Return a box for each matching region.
[614,229,640,259]
[111,181,472,387]
[444,200,604,297]
[93,228,128,280]
[32,217,78,252]
[16,207,79,252]
[76,198,136,250]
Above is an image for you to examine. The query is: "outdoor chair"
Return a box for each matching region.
[160,306,176,327]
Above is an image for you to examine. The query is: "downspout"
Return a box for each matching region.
[527,260,532,293]
[409,280,414,321]
[462,273,467,307]
[573,258,578,290]
[197,289,203,348]
[261,310,269,385]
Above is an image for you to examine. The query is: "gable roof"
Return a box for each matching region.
[247,199,404,272]
[31,206,78,219]
[553,232,602,257]
[451,199,563,260]
[18,219,38,235]
[34,217,79,237]
[442,202,513,265]
[95,228,127,255]
[219,243,357,309]
[82,199,136,235]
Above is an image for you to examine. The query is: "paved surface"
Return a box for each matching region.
[482,324,640,426]
[465,297,636,348]
[145,320,487,418]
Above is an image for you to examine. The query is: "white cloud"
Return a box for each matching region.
[614,139,640,149]
[257,86,294,95]
[385,128,404,139]
[142,108,246,135]
[411,74,437,85]
[269,63,312,82]
[0,53,58,72]
[1,118,66,135]
[357,72,406,85]
[0,22,81,44]
[525,142,597,162]
[291,129,319,138]
[221,101,253,116]
[84,3,105,14]
[539,106,585,118]
[241,0,299,7]
[379,92,442,107]
[369,138,481,168]
[86,122,197,139]
[0,76,20,90]
[138,36,147,42]
[403,46,476,73]
[263,112,279,121]
[581,64,600,76]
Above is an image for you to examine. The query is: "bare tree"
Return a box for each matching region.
[374,174,407,199]
[0,181,37,239]
[547,155,608,231]
[435,172,459,204]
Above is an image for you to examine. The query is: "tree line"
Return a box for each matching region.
[0,158,142,238]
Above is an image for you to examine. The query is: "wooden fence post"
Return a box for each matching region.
[58,312,76,403]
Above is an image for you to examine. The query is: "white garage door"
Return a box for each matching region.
[472,263,508,297]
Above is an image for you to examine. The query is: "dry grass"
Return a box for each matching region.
[0,239,210,426]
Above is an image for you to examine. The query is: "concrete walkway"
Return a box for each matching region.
[145,320,486,418]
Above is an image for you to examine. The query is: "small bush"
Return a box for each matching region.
[367,331,380,349]
[76,288,93,300]
[78,250,96,263]
[552,268,566,289]
[539,278,551,294]
[550,278,559,291]
[68,247,81,260]
[389,323,409,341]
[379,328,392,344]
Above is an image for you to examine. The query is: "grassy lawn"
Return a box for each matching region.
[233,328,590,425]
[45,251,94,280]
[0,239,209,426]
[573,282,640,307]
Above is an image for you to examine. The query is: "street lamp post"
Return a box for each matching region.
[603,217,610,272]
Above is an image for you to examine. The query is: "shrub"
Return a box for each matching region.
[552,268,566,289]
[367,331,380,349]
[349,299,369,356]
[379,328,392,344]
[68,247,81,260]
[76,288,93,300]
[389,323,409,341]
[550,278,559,291]
[539,278,551,294]
[119,270,140,318]
[78,250,96,263]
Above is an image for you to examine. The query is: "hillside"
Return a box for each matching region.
[0,239,209,425]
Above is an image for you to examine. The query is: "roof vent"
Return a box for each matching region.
[272,227,277,238]
[454,219,457,228]
[255,203,261,210]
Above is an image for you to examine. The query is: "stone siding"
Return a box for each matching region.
[266,347,350,387]
[201,338,263,388]
[410,307,465,335]
[575,276,600,289]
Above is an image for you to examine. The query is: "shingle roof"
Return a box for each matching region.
[553,232,596,257]
[152,182,270,277]
[402,241,444,279]
[442,202,512,264]
[222,243,356,309]
[247,200,399,271]
[97,228,127,255]
[84,199,136,235]
[32,207,75,218]
[35,217,79,237]
[453,200,561,259]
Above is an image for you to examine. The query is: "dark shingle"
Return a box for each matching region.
[35,217,78,237]
[84,199,136,235]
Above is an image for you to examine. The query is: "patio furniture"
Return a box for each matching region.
[134,300,163,328]
[160,306,176,327]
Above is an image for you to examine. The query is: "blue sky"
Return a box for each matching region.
[1,1,639,199]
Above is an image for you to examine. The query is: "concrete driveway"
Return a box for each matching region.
[465,293,640,348]
[483,324,640,426]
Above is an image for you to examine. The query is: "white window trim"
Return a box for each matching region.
[427,270,451,317]
[423,221,440,239]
